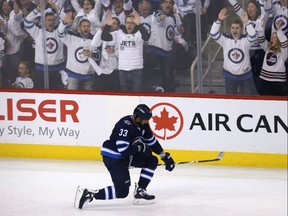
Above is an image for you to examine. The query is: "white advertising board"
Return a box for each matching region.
[142,96,287,153]
[0,92,287,154]
[0,92,139,146]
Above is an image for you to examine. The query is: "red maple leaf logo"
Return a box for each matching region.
[152,108,178,140]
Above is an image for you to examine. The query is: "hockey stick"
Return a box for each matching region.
[157,151,224,166]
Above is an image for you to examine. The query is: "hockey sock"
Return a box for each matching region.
[94,186,116,200]
[138,168,155,189]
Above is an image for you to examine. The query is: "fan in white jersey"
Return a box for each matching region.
[12,61,34,89]
[256,19,288,95]
[69,0,101,34]
[210,8,257,95]
[228,0,267,92]
[264,0,288,36]
[174,0,211,47]
[145,0,184,92]
[91,16,121,91]
[138,0,152,35]
[24,4,66,89]
[100,0,134,25]
[101,11,150,92]
[58,12,98,90]
[1,1,28,88]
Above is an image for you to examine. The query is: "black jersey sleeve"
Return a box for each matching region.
[101,24,113,41]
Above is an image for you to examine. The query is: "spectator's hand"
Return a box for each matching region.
[22,8,29,16]
[201,7,208,15]
[241,11,248,24]
[33,0,42,11]
[218,8,228,21]
[63,11,74,25]
[132,12,141,25]
[276,19,283,30]
[177,25,185,33]
[47,0,59,12]
[100,24,106,30]
[106,10,114,26]
[159,14,166,20]
[255,16,265,32]
[82,50,93,58]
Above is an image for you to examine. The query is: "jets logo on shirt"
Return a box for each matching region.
[16,82,25,88]
[266,52,277,66]
[46,38,58,54]
[75,47,89,63]
[124,120,132,125]
[166,25,174,41]
[120,40,136,50]
[274,15,288,32]
[228,48,244,64]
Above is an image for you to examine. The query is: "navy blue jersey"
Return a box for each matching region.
[101,115,164,159]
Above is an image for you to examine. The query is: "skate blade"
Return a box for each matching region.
[74,185,84,209]
[133,198,155,205]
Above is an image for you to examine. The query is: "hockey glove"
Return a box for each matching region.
[136,141,152,157]
[160,152,175,171]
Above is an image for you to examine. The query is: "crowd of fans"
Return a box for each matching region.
[0,0,286,95]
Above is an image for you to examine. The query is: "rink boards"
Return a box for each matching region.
[0,90,287,168]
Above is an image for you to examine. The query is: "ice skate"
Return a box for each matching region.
[74,186,94,209]
[133,184,155,205]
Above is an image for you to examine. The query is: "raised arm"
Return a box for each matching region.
[101,11,114,41]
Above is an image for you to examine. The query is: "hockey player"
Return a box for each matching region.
[76,104,175,208]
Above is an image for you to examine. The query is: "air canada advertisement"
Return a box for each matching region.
[0,92,287,154]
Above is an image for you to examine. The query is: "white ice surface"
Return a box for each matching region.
[0,158,287,216]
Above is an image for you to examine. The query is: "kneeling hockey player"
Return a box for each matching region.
[76,104,175,208]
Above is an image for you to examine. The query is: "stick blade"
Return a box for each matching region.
[216,151,224,160]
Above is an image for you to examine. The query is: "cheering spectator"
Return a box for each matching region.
[24,2,66,89]
[58,12,96,90]
[256,19,288,95]
[228,0,267,92]
[145,0,184,92]
[91,16,121,91]
[100,0,134,25]
[264,0,288,37]
[101,11,149,92]
[0,0,12,33]
[174,0,211,47]
[210,8,257,95]
[70,0,101,34]
[2,0,27,87]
